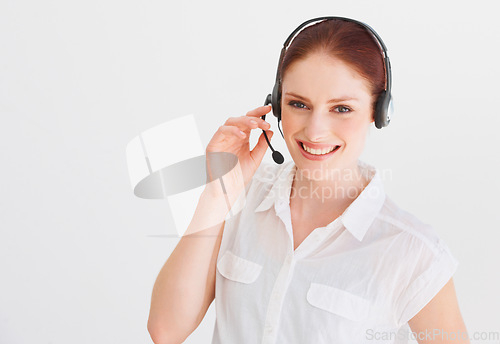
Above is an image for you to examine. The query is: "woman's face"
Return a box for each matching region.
[281,53,375,179]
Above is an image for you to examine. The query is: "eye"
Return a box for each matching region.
[288,100,308,109]
[287,101,352,114]
[334,105,352,113]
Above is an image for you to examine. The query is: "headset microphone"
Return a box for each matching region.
[261,94,284,164]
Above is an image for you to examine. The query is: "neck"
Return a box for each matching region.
[290,161,370,211]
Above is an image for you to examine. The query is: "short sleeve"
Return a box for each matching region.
[394,237,459,326]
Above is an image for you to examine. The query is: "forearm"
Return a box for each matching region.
[148,184,235,343]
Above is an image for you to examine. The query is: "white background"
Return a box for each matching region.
[1,0,499,343]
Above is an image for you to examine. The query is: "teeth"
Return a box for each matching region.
[301,142,337,155]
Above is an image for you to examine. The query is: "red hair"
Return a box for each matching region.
[280,19,386,108]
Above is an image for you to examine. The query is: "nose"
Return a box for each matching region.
[303,109,331,142]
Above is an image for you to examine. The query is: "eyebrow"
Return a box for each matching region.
[284,92,358,103]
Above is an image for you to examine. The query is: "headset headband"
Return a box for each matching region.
[275,16,392,94]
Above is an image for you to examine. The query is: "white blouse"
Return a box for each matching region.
[211,159,459,344]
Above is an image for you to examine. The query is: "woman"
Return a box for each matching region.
[148,17,469,344]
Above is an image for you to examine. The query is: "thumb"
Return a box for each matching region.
[250,130,273,166]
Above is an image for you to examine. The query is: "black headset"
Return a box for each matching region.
[261,16,393,164]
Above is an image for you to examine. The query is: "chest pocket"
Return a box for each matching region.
[217,250,263,284]
[306,282,370,321]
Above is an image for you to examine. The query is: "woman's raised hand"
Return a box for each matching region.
[205,105,273,196]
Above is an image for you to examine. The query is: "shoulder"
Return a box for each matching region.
[371,196,460,325]
[238,160,294,211]
[370,195,459,287]
[374,195,448,256]
[246,160,291,192]
[253,160,290,182]
[373,194,459,296]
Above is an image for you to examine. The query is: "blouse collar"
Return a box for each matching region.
[254,159,386,242]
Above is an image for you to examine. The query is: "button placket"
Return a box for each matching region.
[261,253,296,344]
[275,201,294,251]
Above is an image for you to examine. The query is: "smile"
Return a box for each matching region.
[296,140,341,161]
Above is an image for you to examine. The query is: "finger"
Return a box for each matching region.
[245,105,272,118]
[218,125,247,139]
[225,116,271,132]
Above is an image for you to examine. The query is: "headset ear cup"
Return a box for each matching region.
[374,96,383,129]
[387,96,394,124]
[272,82,281,121]
[374,91,391,129]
